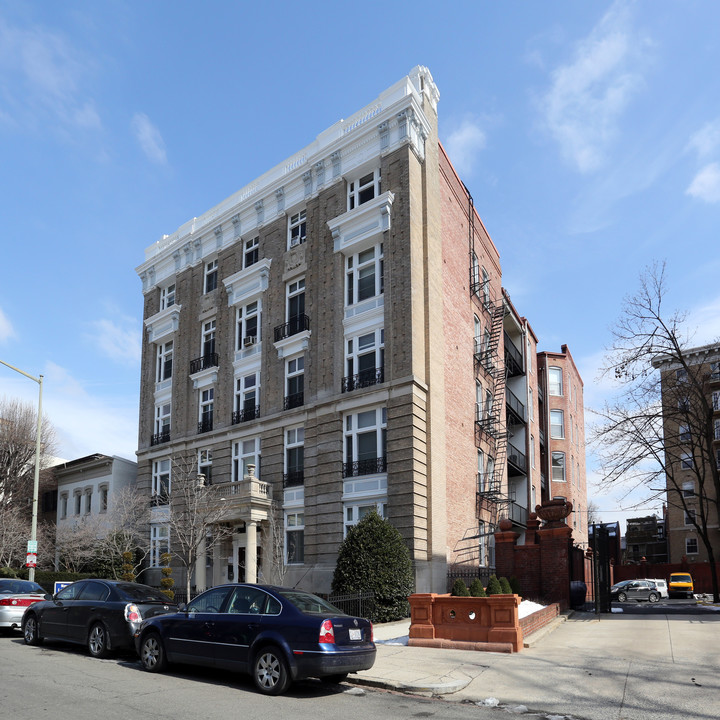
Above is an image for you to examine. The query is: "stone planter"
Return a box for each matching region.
[535,498,573,527]
[408,593,523,653]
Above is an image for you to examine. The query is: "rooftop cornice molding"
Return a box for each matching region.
[136,67,438,280]
[652,342,720,369]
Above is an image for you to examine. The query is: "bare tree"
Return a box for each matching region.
[586,499,601,526]
[55,516,104,573]
[165,453,234,598]
[0,397,57,515]
[592,262,720,601]
[260,503,286,585]
[97,485,152,579]
[0,503,29,568]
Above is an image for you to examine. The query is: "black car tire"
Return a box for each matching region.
[321,673,349,684]
[648,592,659,603]
[617,592,627,602]
[23,614,42,646]
[88,622,111,659]
[253,646,291,696]
[140,632,168,673]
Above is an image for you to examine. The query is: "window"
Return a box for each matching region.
[348,169,381,210]
[234,372,260,422]
[199,388,214,433]
[344,329,384,391]
[285,356,304,410]
[477,449,485,492]
[288,210,307,247]
[686,537,698,555]
[244,236,259,268]
[346,245,384,306]
[715,419,720,440]
[152,459,170,504]
[471,252,480,295]
[552,452,566,482]
[682,481,695,497]
[284,427,304,487]
[550,410,565,439]
[74,491,82,516]
[676,368,688,382]
[711,361,720,380]
[236,301,260,349]
[60,493,68,519]
[99,485,108,513]
[344,501,386,535]
[680,453,693,470]
[204,259,218,293]
[548,367,563,395]
[232,438,260,482]
[531,435,535,468]
[198,449,213,485]
[474,315,481,352]
[202,319,216,358]
[684,509,696,526]
[150,524,170,567]
[475,381,483,422]
[285,511,304,564]
[343,407,387,477]
[154,402,171,440]
[679,395,690,412]
[713,391,720,411]
[84,489,92,515]
[160,283,176,310]
[528,388,533,421]
[481,267,490,306]
[679,424,691,442]
[156,341,173,383]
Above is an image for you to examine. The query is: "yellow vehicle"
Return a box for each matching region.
[668,572,694,598]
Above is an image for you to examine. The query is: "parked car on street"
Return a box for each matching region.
[668,572,694,598]
[135,583,376,695]
[0,579,47,632]
[610,579,660,603]
[647,578,669,598]
[22,579,178,657]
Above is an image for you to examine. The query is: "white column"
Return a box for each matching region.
[194,536,207,592]
[246,520,257,584]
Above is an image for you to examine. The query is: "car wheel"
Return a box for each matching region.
[88,622,111,659]
[617,592,627,603]
[253,646,291,696]
[321,673,349,684]
[140,632,167,673]
[23,615,42,646]
[648,592,659,603]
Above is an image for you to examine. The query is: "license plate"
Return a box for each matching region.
[349,628,362,641]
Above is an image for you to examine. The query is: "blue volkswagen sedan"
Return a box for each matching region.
[134,583,376,695]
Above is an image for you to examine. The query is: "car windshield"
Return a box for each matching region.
[115,583,172,603]
[0,579,44,595]
[278,590,345,615]
[672,574,692,583]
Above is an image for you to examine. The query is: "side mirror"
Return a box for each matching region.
[43,594,53,601]
[178,603,187,612]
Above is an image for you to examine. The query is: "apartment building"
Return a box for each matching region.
[537,345,588,547]
[135,67,587,594]
[652,343,720,563]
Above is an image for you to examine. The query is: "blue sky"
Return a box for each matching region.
[1,1,719,529]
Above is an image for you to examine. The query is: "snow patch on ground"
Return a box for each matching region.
[611,607,624,613]
[518,600,546,619]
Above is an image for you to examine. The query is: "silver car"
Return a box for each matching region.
[0,579,47,631]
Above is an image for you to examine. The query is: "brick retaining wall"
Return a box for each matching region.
[519,603,560,637]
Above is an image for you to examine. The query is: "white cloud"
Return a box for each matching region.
[687,119,720,159]
[131,112,167,165]
[0,15,101,133]
[0,306,16,342]
[88,314,142,366]
[444,119,487,176]
[539,2,648,173]
[686,162,720,204]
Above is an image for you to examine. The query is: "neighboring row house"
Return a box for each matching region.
[135,67,588,594]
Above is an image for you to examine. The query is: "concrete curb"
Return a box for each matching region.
[522,612,568,648]
[351,673,473,695]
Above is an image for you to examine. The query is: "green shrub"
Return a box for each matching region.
[469,578,487,597]
[509,576,522,595]
[331,510,414,623]
[451,578,470,596]
[0,567,20,578]
[499,576,513,594]
[486,574,503,595]
[159,552,174,601]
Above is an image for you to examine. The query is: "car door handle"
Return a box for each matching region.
[203,622,215,629]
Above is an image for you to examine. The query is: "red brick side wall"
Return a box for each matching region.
[519,603,560,636]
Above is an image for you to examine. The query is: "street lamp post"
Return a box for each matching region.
[0,360,44,582]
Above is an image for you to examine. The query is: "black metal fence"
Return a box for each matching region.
[325,591,376,619]
[446,566,494,592]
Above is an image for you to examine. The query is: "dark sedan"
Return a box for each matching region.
[135,583,376,695]
[610,579,660,603]
[22,579,177,657]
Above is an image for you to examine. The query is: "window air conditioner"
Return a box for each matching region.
[243,336,257,347]
[290,236,300,248]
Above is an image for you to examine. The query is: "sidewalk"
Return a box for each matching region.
[349,610,720,720]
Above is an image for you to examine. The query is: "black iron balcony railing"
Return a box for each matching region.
[342,367,384,393]
[504,332,523,376]
[274,314,310,342]
[197,415,213,434]
[284,392,304,410]
[150,492,169,507]
[150,429,170,446]
[189,353,219,374]
[505,388,525,423]
[283,470,305,488]
[342,456,387,478]
[232,406,260,425]
[508,501,528,527]
[507,444,527,473]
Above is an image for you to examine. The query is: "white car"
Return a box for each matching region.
[0,579,47,631]
[648,579,669,598]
